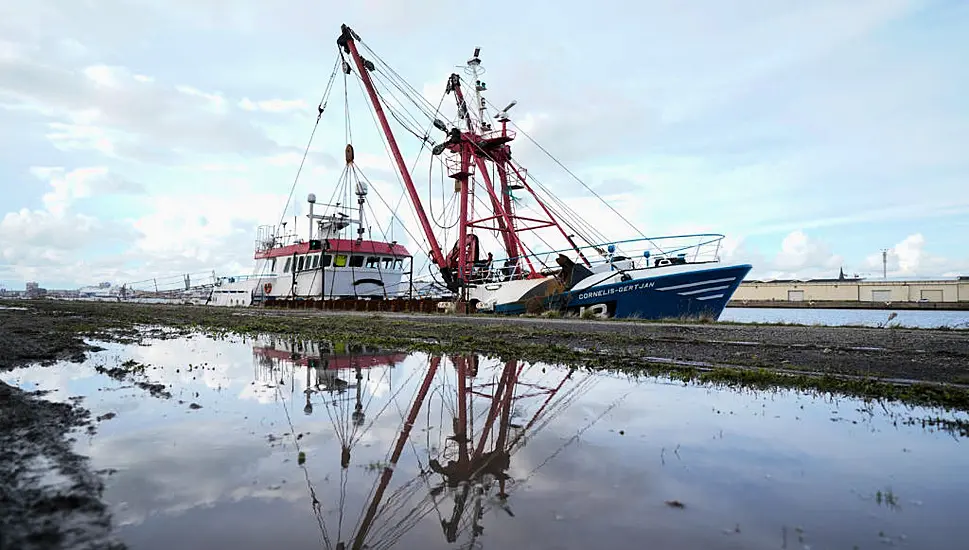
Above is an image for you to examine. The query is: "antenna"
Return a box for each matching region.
[495,100,518,122]
[463,47,488,129]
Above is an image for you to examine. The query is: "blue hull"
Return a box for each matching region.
[556,263,753,320]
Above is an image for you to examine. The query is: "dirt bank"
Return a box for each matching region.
[0,305,126,549]
[0,384,124,550]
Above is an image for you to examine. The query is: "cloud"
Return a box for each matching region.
[0,165,146,285]
[772,231,843,273]
[3,0,969,289]
[31,166,145,215]
[590,178,642,198]
[0,208,139,283]
[238,98,307,113]
[0,56,280,162]
[862,233,969,278]
[739,230,969,281]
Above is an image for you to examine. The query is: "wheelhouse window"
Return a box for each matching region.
[349,255,364,268]
[394,259,404,270]
[271,258,277,273]
[298,256,305,271]
[312,255,319,269]
[334,254,347,268]
[283,258,292,273]
[321,254,332,267]
[383,258,394,269]
[366,256,380,269]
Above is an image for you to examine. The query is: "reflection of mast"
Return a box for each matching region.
[432,357,585,546]
[350,356,594,550]
[266,344,603,550]
[352,356,441,550]
[432,357,517,542]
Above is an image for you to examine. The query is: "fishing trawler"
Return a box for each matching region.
[326,24,751,319]
[209,162,412,307]
[216,24,751,319]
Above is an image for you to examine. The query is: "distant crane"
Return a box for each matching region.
[881,249,889,279]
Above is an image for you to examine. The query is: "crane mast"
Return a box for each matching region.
[338,24,589,294]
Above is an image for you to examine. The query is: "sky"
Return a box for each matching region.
[1,0,968,290]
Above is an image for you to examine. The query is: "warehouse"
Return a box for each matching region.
[731,274,969,308]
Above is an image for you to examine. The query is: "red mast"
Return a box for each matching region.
[338,24,591,292]
[337,26,449,278]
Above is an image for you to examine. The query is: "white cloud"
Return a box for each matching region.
[238,98,306,113]
[773,230,843,273]
[0,207,138,285]
[1,208,102,253]
[0,165,146,286]
[31,166,145,215]
[861,233,969,278]
[0,56,279,162]
[132,193,287,257]
[82,64,121,87]
[893,233,925,274]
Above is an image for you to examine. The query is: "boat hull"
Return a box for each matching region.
[560,263,752,320]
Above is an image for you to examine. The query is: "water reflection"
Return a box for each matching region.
[251,338,407,421]
[250,336,602,549]
[2,334,967,550]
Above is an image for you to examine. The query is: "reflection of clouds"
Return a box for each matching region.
[237,381,280,405]
[360,370,392,399]
[89,418,314,527]
[9,332,968,549]
[126,335,255,391]
[0,342,133,402]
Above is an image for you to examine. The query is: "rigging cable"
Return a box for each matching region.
[276,52,342,237]
[479,90,649,240]
[250,52,341,285]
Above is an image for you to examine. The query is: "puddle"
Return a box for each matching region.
[3,333,967,550]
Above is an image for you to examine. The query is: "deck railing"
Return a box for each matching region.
[471,233,725,283]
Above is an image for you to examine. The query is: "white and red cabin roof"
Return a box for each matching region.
[255,238,410,260]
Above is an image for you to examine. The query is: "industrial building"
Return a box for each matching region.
[731,273,969,309]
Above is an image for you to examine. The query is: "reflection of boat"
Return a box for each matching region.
[321,24,751,319]
[251,337,408,371]
[256,338,608,549]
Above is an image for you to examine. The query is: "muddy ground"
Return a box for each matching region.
[2,298,969,383]
[1,298,968,548]
[0,305,126,549]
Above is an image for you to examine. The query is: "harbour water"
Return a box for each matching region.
[3,333,966,549]
[722,307,969,329]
